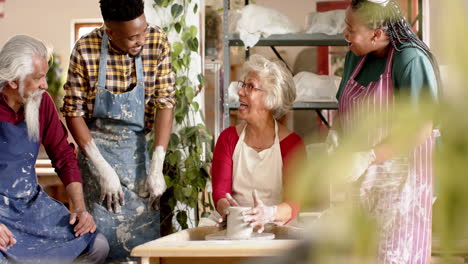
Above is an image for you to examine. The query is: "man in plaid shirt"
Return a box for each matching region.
[62,0,175,261]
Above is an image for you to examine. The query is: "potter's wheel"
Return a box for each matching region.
[205,230,275,240]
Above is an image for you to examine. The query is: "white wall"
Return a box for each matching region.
[0,0,102,70]
[428,0,444,64]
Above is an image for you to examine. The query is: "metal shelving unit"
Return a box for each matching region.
[227,33,347,47]
[220,0,347,134]
[228,101,340,110]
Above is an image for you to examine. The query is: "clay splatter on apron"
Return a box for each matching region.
[77,32,160,262]
[0,121,95,263]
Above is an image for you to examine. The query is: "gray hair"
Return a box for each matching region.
[242,54,296,119]
[0,35,49,91]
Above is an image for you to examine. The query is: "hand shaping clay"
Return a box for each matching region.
[226,206,253,239]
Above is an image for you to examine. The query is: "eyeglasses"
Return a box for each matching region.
[236,80,264,95]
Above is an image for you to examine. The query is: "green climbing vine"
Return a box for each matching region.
[152,0,213,233]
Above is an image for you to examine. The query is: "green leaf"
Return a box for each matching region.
[166,152,177,166]
[166,149,181,166]
[174,186,185,201]
[180,126,196,138]
[200,166,210,180]
[192,101,199,112]
[171,4,183,18]
[188,194,198,208]
[174,22,182,33]
[154,0,164,7]
[185,86,195,102]
[182,32,191,42]
[197,74,205,86]
[201,211,210,218]
[162,0,170,8]
[182,54,191,68]
[187,38,199,52]
[176,76,187,86]
[176,211,188,229]
[164,175,173,188]
[195,175,205,190]
[178,57,186,68]
[172,42,183,57]
[193,3,198,14]
[181,104,190,123]
[169,133,180,148]
[172,59,181,72]
[185,169,194,181]
[182,186,192,197]
[184,155,193,168]
[174,96,186,122]
[189,26,197,38]
[168,197,177,209]
[180,18,186,28]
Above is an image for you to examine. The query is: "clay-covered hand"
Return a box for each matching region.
[242,190,277,233]
[344,150,376,182]
[326,129,339,154]
[146,146,167,211]
[85,140,124,214]
[69,209,97,237]
[0,224,16,251]
[216,193,240,228]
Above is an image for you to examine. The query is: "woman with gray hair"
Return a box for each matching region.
[211,54,305,232]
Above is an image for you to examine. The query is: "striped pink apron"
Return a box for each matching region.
[339,47,437,264]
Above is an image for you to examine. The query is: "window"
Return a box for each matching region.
[74,22,102,42]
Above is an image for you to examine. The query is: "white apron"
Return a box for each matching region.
[232,121,283,207]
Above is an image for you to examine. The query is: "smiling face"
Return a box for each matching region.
[105,14,148,56]
[237,71,270,122]
[343,7,377,56]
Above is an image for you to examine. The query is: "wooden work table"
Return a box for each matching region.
[131,225,304,264]
[35,159,70,207]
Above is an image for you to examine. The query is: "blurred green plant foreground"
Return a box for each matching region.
[285,1,468,263]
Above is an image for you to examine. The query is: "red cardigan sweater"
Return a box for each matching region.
[211,126,305,222]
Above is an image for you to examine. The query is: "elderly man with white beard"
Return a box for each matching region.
[0,35,109,263]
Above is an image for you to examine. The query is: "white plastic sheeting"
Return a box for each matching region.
[236,4,301,48]
[228,72,340,104]
[293,72,340,102]
[228,81,240,103]
[305,10,346,36]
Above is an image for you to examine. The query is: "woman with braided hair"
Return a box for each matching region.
[335,0,440,263]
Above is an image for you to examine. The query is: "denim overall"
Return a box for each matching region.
[78,32,160,262]
[0,121,95,264]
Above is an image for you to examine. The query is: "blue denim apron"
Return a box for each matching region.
[0,121,95,264]
[77,32,160,262]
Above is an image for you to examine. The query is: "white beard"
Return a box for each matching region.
[24,89,44,142]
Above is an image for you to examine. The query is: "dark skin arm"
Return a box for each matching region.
[66,182,97,237]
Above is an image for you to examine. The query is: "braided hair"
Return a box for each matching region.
[351,0,442,92]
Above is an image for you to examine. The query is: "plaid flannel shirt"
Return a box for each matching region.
[62,26,176,133]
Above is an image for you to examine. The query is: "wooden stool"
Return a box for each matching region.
[36,159,72,210]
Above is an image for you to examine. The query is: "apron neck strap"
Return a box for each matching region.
[98,32,110,88]
[240,119,279,142]
[98,32,144,88]
[349,45,396,80]
[383,46,396,74]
